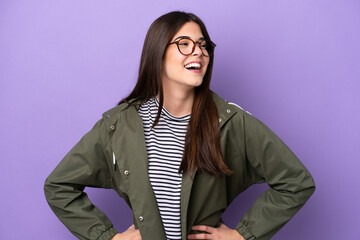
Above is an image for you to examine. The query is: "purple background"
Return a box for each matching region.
[1,0,359,239]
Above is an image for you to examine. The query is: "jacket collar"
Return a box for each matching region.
[114,90,236,129]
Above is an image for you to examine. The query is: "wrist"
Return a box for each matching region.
[233,229,245,240]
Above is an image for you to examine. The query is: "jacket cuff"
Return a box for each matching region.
[97,226,118,240]
[236,223,256,240]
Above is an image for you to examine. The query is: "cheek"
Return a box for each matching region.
[203,59,210,72]
[164,55,185,76]
[164,61,183,77]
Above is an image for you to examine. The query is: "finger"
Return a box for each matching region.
[188,233,212,239]
[191,225,216,234]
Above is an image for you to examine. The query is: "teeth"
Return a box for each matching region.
[184,62,201,69]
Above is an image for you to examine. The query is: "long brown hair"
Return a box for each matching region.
[119,11,232,177]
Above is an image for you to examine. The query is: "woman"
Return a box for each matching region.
[44,11,315,240]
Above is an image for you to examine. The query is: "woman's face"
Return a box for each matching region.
[161,21,210,92]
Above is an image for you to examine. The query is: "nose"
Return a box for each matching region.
[192,43,203,56]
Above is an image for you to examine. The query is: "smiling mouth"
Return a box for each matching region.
[184,62,202,71]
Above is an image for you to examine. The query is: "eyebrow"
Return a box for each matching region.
[174,36,205,41]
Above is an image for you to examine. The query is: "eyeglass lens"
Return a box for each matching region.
[177,39,212,56]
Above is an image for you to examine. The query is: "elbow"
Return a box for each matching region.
[297,174,316,205]
[306,178,316,198]
[309,179,316,194]
[44,175,62,207]
[305,171,316,195]
[44,176,54,205]
[302,182,316,202]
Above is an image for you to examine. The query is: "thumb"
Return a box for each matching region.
[219,223,229,229]
[127,224,135,230]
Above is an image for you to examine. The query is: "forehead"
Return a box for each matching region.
[171,22,204,41]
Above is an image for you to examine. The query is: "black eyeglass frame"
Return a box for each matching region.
[168,36,216,57]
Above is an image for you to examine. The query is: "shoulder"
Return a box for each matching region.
[102,102,129,121]
[210,90,252,121]
[94,100,134,134]
[210,91,270,138]
[102,97,142,120]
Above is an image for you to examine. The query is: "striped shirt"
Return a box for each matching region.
[138,97,190,240]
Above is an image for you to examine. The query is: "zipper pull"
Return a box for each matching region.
[113,152,117,171]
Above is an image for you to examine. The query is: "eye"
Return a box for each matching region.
[178,39,191,46]
[199,40,208,47]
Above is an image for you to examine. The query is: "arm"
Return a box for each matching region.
[44,119,118,240]
[236,113,316,240]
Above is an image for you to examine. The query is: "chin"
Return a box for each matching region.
[188,79,203,88]
[187,74,205,85]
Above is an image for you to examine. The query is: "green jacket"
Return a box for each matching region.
[44,91,315,240]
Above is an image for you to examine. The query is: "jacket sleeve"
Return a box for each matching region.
[235,112,316,240]
[44,118,118,240]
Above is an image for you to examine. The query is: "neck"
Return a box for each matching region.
[158,88,195,117]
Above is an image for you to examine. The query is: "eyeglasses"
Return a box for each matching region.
[168,36,216,57]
